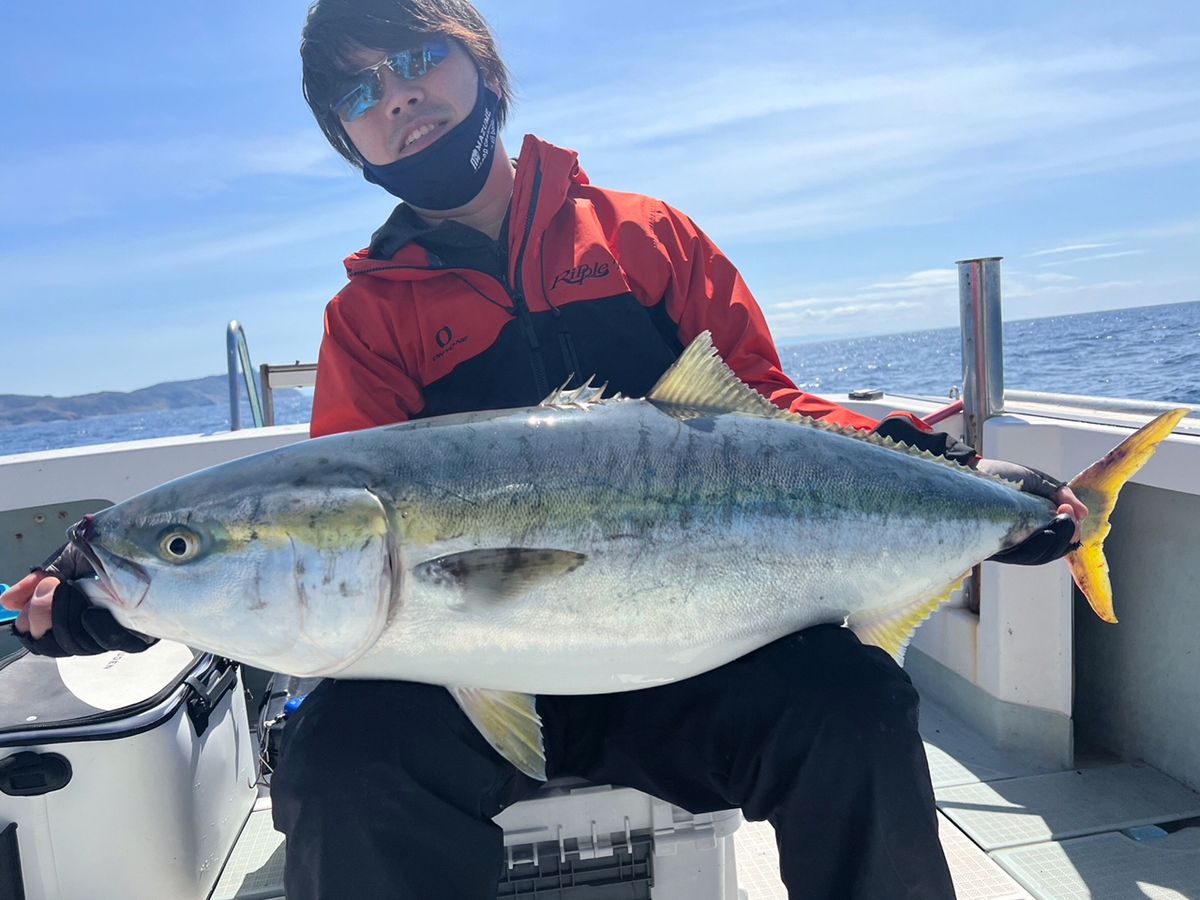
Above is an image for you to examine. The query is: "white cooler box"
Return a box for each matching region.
[0,641,257,900]
[494,779,743,900]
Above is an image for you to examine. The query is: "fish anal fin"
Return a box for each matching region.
[449,686,546,780]
[847,576,967,666]
[415,548,586,607]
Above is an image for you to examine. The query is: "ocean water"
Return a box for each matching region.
[2,300,1196,458]
[778,300,1200,404]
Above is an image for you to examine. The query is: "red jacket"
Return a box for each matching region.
[311,135,883,438]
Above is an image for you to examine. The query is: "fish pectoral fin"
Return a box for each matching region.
[415,548,586,607]
[448,686,547,781]
[846,575,967,666]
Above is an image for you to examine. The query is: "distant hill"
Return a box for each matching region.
[0,375,300,428]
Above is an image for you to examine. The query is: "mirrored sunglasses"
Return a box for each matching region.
[333,38,450,122]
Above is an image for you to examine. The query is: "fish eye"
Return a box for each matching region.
[157,527,202,563]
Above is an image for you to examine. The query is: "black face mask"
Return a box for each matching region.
[360,81,500,210]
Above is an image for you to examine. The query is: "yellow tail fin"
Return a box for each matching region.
[1066,408,1189,623]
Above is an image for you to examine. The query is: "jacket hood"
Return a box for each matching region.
[343,135,590,282]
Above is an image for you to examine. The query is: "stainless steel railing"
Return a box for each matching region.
[226,321,265,431]
[259,362,317,426]
[1003,391,1200,431]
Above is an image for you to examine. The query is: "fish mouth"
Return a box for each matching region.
[68,516,151,609]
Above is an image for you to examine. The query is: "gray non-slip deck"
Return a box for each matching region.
[735,819,787,899]
[210,802,285,900]
[937,814,1033,900]
[729,813,1035,900]
[920,699,1057,789]
[936,763,1200,851]
[993,828,1200,900]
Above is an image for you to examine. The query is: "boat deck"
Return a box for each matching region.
[210,696,1200,899]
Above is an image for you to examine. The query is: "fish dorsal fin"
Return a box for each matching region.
[448,686,546,780]
[649,333,1011,480]
[540,376,621,410]
[646,331,787,420]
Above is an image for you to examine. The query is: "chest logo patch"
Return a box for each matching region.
[551,262,611,291]
[433,325,468,362]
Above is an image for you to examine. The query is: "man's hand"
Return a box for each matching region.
[974,459,1089,565]
[1,542,155,657]
[2,542,92,638]
[1,571,60,639]
[868,416,1089,565]
[973,458,1088,540]
[1054,487,1088,541]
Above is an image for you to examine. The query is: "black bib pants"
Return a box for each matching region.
[271,624,956,899]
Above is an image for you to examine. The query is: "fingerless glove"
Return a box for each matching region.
[12,542,157,657]
[15,580,157,657]
[871,416,1079,567]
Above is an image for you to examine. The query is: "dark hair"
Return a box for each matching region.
[301,0,512,167]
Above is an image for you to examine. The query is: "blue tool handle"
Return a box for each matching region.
[284,695,309,715]
[0,584,16,624]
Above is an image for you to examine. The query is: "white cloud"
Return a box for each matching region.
[774,300,926,322]
[763,267,957,340]
[864,270,959,293]
[0,193,393,291]
[1028,243,1116,257]
[754,257,1194,346]
[1041,249,1148,266]
[0,130,351,227]
[1082,218,1200,243]
[512,23,1200,242]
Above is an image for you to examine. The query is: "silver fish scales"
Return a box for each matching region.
[71,333,1187,777]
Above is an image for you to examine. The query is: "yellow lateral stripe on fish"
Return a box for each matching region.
[1064,408,1189,623]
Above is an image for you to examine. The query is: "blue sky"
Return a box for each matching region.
[1,0,1198,396]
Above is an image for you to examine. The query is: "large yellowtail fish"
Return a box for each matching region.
[68,334,1186,778]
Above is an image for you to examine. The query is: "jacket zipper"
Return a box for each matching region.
[542,229,585,380]
[349,165,553,397]
[506,165,550,398]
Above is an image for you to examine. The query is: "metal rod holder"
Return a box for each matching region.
[957,257,1005,455]
[956,257,1006,613]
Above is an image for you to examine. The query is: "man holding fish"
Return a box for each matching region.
[5,1,1100,897]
